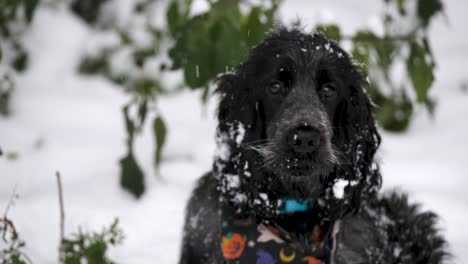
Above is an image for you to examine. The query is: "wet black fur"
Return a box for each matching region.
[179,26,448,264]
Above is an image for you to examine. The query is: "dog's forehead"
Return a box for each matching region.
[250,32,348,73]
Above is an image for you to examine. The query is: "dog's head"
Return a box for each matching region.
[214,26,381,219]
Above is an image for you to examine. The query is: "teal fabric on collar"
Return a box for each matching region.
[282,199,309,214]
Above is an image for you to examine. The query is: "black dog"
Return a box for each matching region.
[179,26,447,264]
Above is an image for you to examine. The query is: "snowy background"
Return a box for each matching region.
[1,0,467,263]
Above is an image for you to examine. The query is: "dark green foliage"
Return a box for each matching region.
[315,24,341,42]
[1,217,31,264]
[169,0,278,89]
[78,53,110,76]
[0,75,14,116]
[11,49,28,72]
[70,0,277,196]
[407,40,435,102]
[133,79,162,98]
[396,0,406,14]
[377,91,414,132]
[0,0,39,117]
[120,105,145,198]
[61,219,124,264]
[325,0,443,132]
[166,0,192,35]
[70,0,108,25]
[0,0,38,36]
[119,152,145,198]
[417,0,443,27]
[153,116,167,167]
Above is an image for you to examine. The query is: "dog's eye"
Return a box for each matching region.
[269,81,284,94]
[320,83,336,98]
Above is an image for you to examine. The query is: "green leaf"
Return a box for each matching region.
[352,31,395,80]
[78,53,109,75]
[169,14,213,87]
[201,84,211,103]
[64,255,81,264]
[417,0,442,27]
[374,37,396,78]
[315,24,341,42]
[11,49,28,72]
[423,97,436,116]
[167,0,193,35]
[210,17,243,74]
[84,241,107,263]
[119,152,145,198]
[351,31,376,76]
[396,0,406,15]
[137,100,148,128]
[134,79,161,98]
[169,0,264,89]
[122,105,135,145]
[24,0,38,23]
[351,45,369,75]
[153,116,167,167]
[397,0,406,9]
[377,91,413,132]
[133,48,156,68]
[11,255,27,264]
[407,41,434,102]
[167,0,181,35]
[70,0,108,25]
[242,7,270,47]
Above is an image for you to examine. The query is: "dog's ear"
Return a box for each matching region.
[216,71,264,144]
[331,67,382,215]
[214,71,266,212]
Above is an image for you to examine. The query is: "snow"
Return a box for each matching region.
[225,174,240,189]
[0,1,467,263]
[235,123,245,146]
[333,179,359,199]
[332,179,348,199]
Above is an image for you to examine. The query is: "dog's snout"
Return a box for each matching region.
[287,126,321,154]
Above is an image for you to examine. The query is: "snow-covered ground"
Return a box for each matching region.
[1,1,467,263]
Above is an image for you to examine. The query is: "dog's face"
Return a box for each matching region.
[256,39,344,181]
[216,28,380,211]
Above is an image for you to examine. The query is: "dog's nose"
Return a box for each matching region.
[287,126,321,154]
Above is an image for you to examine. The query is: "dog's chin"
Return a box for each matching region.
[271,155,334,177]
[266,157,334,199]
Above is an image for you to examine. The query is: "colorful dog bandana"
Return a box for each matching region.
[221,200,336,264]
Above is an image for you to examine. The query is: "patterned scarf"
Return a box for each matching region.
[221,199,339,264]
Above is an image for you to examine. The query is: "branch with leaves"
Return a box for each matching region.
[1,187,32,264]
[55,172,124,264]
[72,0,443,197]
[73,0,279,197]
[0,0,40,117]
[317,0,442,131]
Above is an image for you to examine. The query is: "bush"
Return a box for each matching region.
[0,0,39,117]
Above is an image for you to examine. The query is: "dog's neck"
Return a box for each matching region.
[220,196,337,263]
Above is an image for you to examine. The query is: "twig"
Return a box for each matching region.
[56,171,65,264]
[3,185,18,219]
[1,185,18,244]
